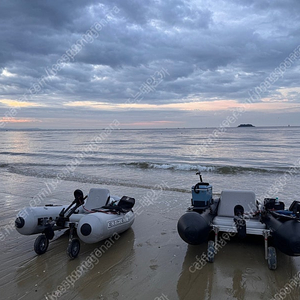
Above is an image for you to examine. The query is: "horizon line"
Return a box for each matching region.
[0,125,299,131]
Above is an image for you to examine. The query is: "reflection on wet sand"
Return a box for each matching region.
[177,235,300,300]
[14,228,135,300]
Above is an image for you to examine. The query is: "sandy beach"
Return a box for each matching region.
[1,172,300,300]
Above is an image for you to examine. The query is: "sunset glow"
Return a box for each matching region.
[0,100,45,108]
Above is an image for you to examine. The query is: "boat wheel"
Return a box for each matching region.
[207,240,215,263]
[34,235,49,255]
[267,246,277,270]
[67,238,80,259]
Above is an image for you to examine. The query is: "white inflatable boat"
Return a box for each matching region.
[15,188,135,259]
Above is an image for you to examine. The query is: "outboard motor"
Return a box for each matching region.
[191,171,213,211]
[264,198,285,211]
[289,201,300,218]
[102,196,135,213]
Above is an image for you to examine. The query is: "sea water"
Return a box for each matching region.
[0,126,299,206]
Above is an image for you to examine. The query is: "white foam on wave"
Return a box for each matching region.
[148,163,215,172]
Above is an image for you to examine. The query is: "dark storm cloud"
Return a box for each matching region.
[0,0,300,127]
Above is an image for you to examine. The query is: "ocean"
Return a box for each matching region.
[1,126,299,204]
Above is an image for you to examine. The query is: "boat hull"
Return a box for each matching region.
[264,215,300,256]
[15,205,71,235]
[15,205,135,244]
[177,210,215,245]
[77,211,135,243]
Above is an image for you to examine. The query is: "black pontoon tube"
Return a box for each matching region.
[263,213,300,256]
[177,200,219,245]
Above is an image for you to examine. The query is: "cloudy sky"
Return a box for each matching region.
[0,0,300,129]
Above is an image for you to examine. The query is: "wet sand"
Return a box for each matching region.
[1,172,300,300]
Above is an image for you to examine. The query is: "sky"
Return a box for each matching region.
[0,0,300,129]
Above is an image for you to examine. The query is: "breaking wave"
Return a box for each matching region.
[124,162,288,174]
[125,162,216,172]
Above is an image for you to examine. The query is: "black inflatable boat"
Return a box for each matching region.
[177,172,300,270]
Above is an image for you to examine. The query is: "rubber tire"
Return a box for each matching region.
[34,235,49,255]
[67,239,80,259]
[267,246,277,270]
[207,240,215,263]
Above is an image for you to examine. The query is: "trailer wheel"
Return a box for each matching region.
[267,246,277,270]
[67,239,80,259]
[207,240,215,263]
[34,235,49,255]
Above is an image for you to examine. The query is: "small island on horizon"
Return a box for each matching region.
[238,124,255,127]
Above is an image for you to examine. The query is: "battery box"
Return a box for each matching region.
[192,183,212,208]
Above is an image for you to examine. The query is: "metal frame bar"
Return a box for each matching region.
[211,224,271,260]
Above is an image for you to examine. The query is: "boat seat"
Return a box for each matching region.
[217,190,257,218]
[84,188,110,211]
[213,190,266,235]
